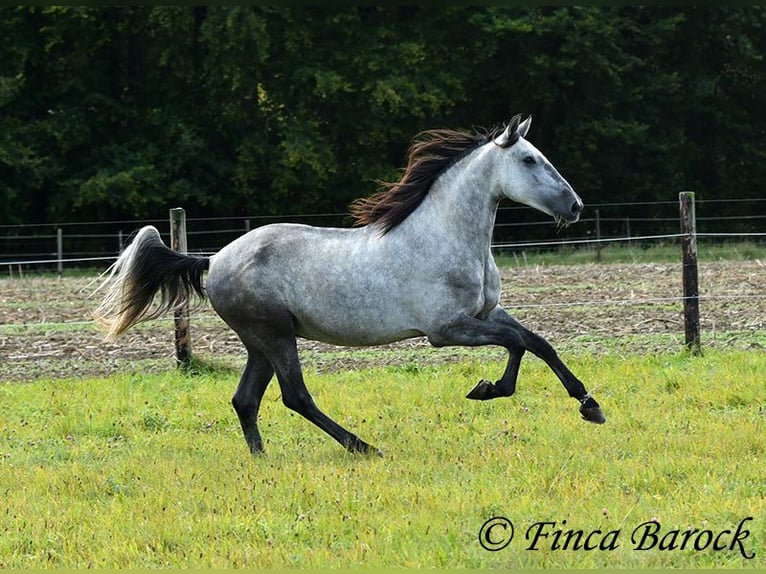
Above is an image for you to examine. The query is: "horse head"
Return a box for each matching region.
[493,114,583,226]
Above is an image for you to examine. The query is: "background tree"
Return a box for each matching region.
[0,6,763,229]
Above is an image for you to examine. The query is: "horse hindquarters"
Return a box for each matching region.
[206,255,382,455]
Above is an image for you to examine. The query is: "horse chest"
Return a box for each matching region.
[481,262,502,315]
[443,261,501,318]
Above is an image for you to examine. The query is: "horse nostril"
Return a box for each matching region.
[571,201,582,215]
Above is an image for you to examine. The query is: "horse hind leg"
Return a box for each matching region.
[267,335,382,456]
[232,347,275,455]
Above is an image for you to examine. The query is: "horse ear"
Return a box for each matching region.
[495,114,522,148]
[518,115,532,138]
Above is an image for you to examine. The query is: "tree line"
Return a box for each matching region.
[1,6,764,228]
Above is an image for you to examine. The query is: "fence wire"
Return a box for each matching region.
[3,197,765,268]
[4,230,766,269]
[1,201,764,352]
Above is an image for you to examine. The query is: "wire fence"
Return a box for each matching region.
[0,196,764,381]
[2,198,765,272]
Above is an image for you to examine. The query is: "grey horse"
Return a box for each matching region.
[95,114,605,456]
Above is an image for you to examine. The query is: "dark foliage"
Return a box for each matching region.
[1,7,764,227]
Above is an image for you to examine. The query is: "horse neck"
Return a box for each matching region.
[411,144,501,254]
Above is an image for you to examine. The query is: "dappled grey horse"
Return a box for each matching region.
[95,114,605,456]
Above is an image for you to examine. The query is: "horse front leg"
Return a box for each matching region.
[428,309,605,424]
[428,311,527,401]
[485,307,605,424]
[465,347,524,400]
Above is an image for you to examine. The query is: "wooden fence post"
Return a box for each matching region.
[56,227,63,276]
[595,209,602,262]
[169,207,193,368]
[679,192,701,355]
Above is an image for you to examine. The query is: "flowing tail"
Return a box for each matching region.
[93,226,209,340]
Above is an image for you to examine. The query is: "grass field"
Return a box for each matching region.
[1,350,764,568]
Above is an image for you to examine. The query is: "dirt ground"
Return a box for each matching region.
[1,260,764,382]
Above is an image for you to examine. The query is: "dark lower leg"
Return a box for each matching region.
[280,379,380,454]
[232,350,274,454]
[272,345,381,455]
[485,309,605,424]
[518,327,588,399]
[517,327,605,423]
[466,348,524,400]
[431,310,605,423]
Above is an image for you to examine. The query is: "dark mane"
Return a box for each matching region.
[350,126,503,233]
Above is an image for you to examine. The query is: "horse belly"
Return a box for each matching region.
[296,321,422,347]
[291,293,423,347]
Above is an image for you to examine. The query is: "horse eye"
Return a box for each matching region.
[523,156,536,165]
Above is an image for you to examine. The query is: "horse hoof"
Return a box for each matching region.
[359,446,384,458]
[579,395,606,424]
[466,379,494,400]
[579,404,606,424]
[581,407,606,424]
[347,440,383,457]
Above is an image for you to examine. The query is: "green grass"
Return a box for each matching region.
[494,240,766,267]
[1,350,764,568]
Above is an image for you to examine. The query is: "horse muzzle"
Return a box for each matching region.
[553,189,583,225]
[567,196,583,223]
